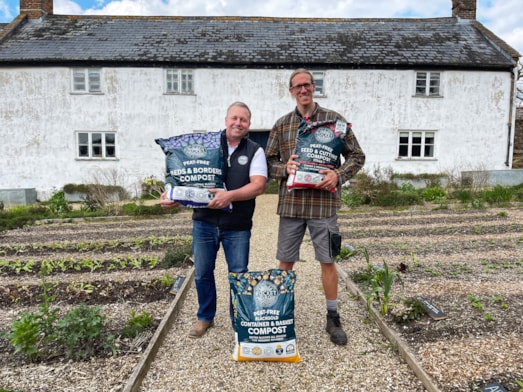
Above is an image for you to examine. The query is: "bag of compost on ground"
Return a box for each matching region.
[155,131,231,210]
[286,119,348,192]
[228,269,301,362]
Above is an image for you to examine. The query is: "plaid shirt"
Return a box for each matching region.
[266,103,365,219]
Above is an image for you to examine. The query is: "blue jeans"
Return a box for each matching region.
[192,220,250,324]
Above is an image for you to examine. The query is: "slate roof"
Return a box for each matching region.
[0,14,518,70]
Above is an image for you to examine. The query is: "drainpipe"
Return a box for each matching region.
[505,123,511,167]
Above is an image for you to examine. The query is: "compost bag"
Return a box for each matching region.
[229,269,301,362]
[155,131,231,210]
[287,119,348,192]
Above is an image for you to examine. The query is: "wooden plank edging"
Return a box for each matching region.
[122,267,195,392]
[345,278,442,392]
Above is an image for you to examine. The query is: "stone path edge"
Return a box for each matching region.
[122,267,196,392]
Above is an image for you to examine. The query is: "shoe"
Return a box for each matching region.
[326,311,348,345]
[189,320,214,338]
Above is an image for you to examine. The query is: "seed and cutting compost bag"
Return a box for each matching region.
[155,131,231,210]
[229,269,301,362]
[286,119,349,192]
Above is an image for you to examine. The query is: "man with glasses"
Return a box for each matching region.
[265,69,365,345]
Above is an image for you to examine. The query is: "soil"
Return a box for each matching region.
[338,205,523,392]
[0,203,522,391]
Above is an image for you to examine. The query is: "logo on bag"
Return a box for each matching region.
[314,126,335,143]
[183,143,207,158]
[254,280,278,308]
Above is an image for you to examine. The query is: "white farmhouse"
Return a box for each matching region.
[0,0,520,201]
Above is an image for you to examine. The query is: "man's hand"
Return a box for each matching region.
[316,169,338,192]
[159,192,181,209]
[207,189,232,210]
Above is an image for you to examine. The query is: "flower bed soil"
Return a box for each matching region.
[338,206,523,392]
[1,204,522,391]
[0,212,194,392]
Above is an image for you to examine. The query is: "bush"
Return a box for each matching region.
[482,185,514,206]
[421,186,446,202]
[54,304,115,360]
[46,190,71,215]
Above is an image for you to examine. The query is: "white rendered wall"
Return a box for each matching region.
[0,66,515,200]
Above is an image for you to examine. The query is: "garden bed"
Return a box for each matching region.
[0,212,193,392]
[339,206,523,392]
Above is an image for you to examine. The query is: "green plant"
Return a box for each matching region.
[160,240,193,268]
[515,379,523,392]
[390,297,428,324]
[8,312,41,361]
[366,260,401,315]
[160,273,175,288]
[482,185,514,206]
[8,274,59,361]
[54,304,115,360]
[120,310,153,339]
[484,312,495,321]
[141,175,165,200]
[467,294,484,310]
[46,189,72,215]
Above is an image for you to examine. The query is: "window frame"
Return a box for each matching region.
[76,131,117,160]
[397,130,436,160]
[165,69,194,94]
[414,71,442,97]
[311,71,325,96]
[71,68,102,94]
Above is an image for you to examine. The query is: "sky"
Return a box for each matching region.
[0,0,522,56]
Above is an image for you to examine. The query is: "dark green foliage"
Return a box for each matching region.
[391,297,428,324]
[54,304,115,360]
[120,310,153,339]
[421,186,446,201]
[482,185,514,206]
[8,312,41,360]
[46,190,72,215]
[160,244,193,268]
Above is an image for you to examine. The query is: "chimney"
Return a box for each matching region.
[20,0,53,19]
[452,0,476,19]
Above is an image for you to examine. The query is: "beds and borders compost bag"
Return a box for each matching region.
[155,131,231,210]
[286,119,349,192]
[228,269,301,362]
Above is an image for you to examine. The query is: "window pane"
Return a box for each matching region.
[73,69,86,91]
[92,133,102,145]
[92,146,102,157]
[412,132,422,144]
[399,145,409,157]
[79,145,89,157]
[105,133,115,144]
[416,72,427,95]
[424,145,434,157]
[105,146,115,157]
[78,132,89,144]
[312,71,324,95]
[166,70,176,92]
[411,145,421,157]
[88,69,101,92]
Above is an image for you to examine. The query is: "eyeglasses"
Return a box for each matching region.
[290,83,314,92]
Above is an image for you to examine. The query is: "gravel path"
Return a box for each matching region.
[140,194,426,391]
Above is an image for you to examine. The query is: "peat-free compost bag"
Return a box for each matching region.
[155,131,231,210]
[229,269,301,362]
[287,119,349,192]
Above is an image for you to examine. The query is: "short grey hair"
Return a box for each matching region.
[227,101,251,120]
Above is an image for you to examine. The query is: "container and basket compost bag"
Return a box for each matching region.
[286,119,349,192]
[155,131,231,210]
[229,269,301,362]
